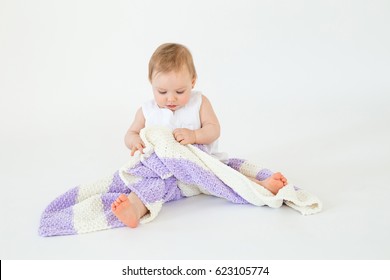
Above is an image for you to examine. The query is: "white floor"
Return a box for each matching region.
[1,114,389,260]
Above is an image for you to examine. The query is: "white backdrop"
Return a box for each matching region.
[1,0,389,259]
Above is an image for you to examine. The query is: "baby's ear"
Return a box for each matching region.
[191,77,196,88]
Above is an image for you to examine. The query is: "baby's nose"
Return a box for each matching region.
[167,93,176,101]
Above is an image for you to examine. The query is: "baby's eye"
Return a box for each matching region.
[176,90,185,94]
[158,91,167,94]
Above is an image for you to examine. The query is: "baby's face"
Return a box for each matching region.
[151,69,196,111]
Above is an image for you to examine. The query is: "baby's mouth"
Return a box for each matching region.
[166,105,177,110]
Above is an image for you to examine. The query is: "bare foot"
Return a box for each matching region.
[111,194,140,228]
[250,172,288,195]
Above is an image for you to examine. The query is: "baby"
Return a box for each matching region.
[111,43,288,228]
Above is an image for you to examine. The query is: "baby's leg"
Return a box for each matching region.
[111,193,148,228]
[248,172,288,195]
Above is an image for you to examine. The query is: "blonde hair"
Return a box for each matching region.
[148,43,197,82]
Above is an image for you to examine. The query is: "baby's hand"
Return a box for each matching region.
[129,136,145,156]
[173,128,196,145]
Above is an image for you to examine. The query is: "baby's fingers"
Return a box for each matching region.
[179,138,190,145]
[130,144,144,156]
[137,143,145,154]
[130,146,137,156]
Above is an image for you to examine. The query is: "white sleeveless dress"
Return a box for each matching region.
[142,90,227,161]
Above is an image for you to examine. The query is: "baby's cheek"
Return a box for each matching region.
[182,95,191,105]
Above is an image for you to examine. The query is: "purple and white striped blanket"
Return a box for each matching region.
[39,127,322,237]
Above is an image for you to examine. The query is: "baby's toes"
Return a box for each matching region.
[112,201,119,208]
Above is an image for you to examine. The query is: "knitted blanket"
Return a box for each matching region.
[39,126,322,237]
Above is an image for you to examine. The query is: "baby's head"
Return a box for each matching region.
[149,43,197,83]
[148,43,197,111]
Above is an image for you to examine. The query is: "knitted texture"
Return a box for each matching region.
[39,126,322,237]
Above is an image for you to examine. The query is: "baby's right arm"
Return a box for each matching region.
[124,107,146,156]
